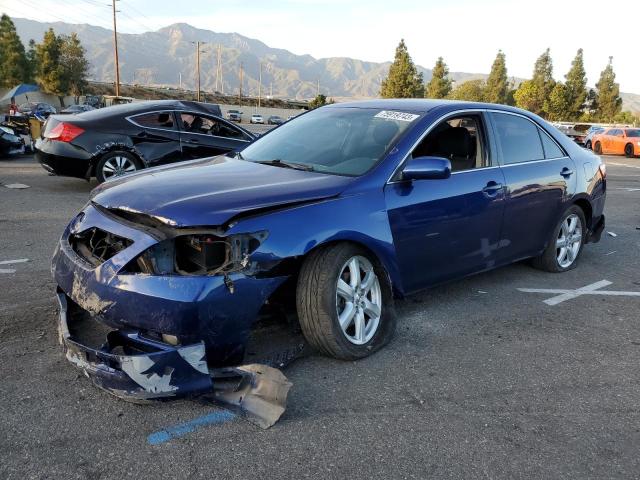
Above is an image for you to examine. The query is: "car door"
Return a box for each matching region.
[126,110,183,167]
[613,129,626,154]
[489,111,577,263]
[384,112,506,293]
[179,112,252,159]
[602,129,618,153]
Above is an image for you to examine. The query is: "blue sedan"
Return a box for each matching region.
[52,99,606,399]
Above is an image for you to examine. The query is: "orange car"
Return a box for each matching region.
[592,128,640,157]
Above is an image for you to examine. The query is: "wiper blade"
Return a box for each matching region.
[255,159,314,171]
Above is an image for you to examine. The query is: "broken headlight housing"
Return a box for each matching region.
[128,231,268,276]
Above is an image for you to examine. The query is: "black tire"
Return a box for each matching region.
[531,205,586,273]
[585,140,592,150]
[625,143,634,158]
[296,243,396,360]
[95,151,142,183]
[594,141,602,154]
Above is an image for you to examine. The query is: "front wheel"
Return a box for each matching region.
[95,151,141,183]
[532,206,586,272]
[594,142,602,154]
[585,140,592,150]
[625,143,635,158]
[296,243,396,360]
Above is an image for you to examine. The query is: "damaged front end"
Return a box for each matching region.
[53,202,294,426]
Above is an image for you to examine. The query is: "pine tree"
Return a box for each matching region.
[60,33,89,101]
[26,39,37,83]
[544,83,570,121]
[564,49,587,120]
[513,80,540,113]
[0,14,30,88]
[595,57,622,122]
[380,39,424,98]
[514,48,556,117]
[484,50,508,104]
[448,79,485,102]
[35,28,65,101]
[425,57,452,99]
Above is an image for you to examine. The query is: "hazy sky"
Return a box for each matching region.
[3,0,639,92]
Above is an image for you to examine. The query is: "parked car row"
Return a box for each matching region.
[591,127,640,157]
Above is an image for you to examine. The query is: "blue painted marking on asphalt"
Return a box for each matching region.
[147,410,236,445]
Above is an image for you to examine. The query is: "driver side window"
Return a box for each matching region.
[411,115,488,172]
[180,113,248,140]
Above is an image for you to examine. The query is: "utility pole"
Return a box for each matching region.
[239,62,243,104]
[258,61,262,108]
[195,41,202,102]
[179,72,182,90]
[112,0,120,97]
[215,44,222,93]
[270,81,273,98]
[316,79,320,96]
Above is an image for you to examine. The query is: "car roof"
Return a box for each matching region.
[325,98,527,115]
[76,100,222,120]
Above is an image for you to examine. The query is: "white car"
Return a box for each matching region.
[250,114,264,124]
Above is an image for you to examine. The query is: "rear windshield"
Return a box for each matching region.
[239,107,420,176]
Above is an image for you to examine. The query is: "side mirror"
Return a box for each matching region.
[401,156,451,181]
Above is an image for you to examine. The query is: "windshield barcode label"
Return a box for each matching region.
[374,111,420,122]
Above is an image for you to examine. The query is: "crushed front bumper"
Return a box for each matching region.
[57,292,212,401]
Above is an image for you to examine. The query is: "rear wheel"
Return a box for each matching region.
[625,143,634,158]
[96,151,142,183]
[532,206,586,273]
[296,243,396,360]
[594,142,602,154]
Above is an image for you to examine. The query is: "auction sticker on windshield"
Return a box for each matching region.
[374,111,420,122]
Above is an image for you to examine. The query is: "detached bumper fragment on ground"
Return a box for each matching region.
[57,292,292,428]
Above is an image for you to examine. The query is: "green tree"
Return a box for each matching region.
[448,79,485,102]
[544,82,570,121]
[513,49,556,116]
[513,80,540,113]
[425,57,452,99]
[0,14,30,88]
[484,50,509,104]
[564,48,587,120]
[380,39,424,98]
[595,57,622,122]
[309,94,334,109]
[60,33,89,102]
[26,39,37,83]
[35,28,65,104]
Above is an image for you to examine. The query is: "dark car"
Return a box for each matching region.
[0,125,25,156]
[60,104,96,114]
[267,115,284,125]
[52,99,605,401]
[18,101,57,118]
[35,100,255,183]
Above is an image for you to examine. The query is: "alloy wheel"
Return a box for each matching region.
[556,213,582,268]
[335,255,382,345]
[102,156,137,179]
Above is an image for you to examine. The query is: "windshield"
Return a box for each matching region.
[239,107,419,176]
[625,129,640,137]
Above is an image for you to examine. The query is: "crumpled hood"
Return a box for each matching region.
[91,156,352,227]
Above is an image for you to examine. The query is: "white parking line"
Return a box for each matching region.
[0,258,29,274]
[518,280,640,306]
[607,162,640,170]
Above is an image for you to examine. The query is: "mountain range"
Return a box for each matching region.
[10,17,640,112]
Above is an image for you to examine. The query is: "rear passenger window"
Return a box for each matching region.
[492,113,544,164]
[131,112,175,129]
[539,130,565,159]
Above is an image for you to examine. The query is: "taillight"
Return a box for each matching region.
[45,122,84,143]
[599,163,606,178]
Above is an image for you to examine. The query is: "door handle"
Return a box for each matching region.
[482,181,503,197]
[560,167,574,177]
[186,138,199,144]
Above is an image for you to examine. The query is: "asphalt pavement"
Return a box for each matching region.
[0,153,639,479]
